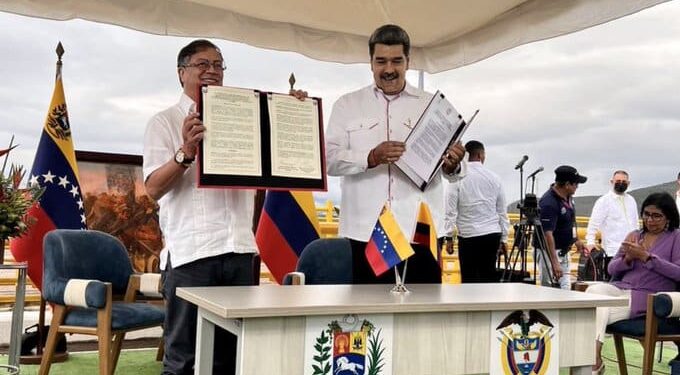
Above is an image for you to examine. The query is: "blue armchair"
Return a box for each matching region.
[39,229,165,375]
[283,238,352,285]
[606,292,680,375]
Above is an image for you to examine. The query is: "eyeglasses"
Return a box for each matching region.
[181,60,226,72]
[642,211,665,221]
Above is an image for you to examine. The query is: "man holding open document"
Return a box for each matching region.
[326,24,466,284]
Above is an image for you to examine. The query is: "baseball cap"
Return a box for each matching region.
[554,165,587,184]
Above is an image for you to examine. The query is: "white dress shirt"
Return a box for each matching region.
[326,83,462,241]
[143,93,257,270]
[443,161,509,241]
[585,190,639,257]
[676,191,680,215]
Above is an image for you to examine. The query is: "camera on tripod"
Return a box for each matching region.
[501,158,559,287]
[517,193,539,223]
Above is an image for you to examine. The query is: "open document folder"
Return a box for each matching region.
[394,91,478,191]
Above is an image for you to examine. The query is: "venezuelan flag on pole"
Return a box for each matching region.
[255,191,321,284]
[10,43,86,290]
[413,202,437,260]
[365,206,415,276]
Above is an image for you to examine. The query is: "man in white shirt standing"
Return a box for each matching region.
[143,39,306,375]
[443,141,509,283]
[326,24,465,284]
[585,170,639,280]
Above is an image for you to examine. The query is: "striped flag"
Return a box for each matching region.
[255,191,321,284]
[365,206,415,276]
[10,43,86,290]
[413,202,437,259]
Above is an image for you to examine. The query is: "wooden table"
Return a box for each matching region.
[177,283,626,375]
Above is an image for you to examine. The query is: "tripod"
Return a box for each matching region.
[500,202,557,286]
[500,164,558,286]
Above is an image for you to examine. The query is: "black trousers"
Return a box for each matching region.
[350,239,441,284]
[458,232,502,283]
[603,255,613,281]
[161,252,255,375]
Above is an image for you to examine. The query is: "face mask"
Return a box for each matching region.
[614,182,628,193]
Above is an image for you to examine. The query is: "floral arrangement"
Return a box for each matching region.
[0,142,43,242]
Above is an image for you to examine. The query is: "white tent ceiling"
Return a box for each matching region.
[0,0,669,73]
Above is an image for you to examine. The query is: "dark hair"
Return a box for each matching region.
[464,140,484,156]
[177,39,220,67]
[369,24,410,58]
[641,192,680,231]
[677,171,680,179]
[612,170,629,178]
[176,39,221,87]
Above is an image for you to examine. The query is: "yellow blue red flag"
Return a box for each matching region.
[365,206,415,276]
[413,202,437,260]
[10,45,86,290]
[255,191,321,284]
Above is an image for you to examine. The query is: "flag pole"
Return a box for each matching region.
[32,42,69,364]
[1,135,15,176]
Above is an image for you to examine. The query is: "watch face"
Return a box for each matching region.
[175,149,185,164]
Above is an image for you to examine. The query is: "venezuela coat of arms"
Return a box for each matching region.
[305,314,393,375]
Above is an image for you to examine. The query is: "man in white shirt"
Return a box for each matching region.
[585,170,639,280]
[143,39,306,375]
[326,24,465,284]
[443,141,509,283]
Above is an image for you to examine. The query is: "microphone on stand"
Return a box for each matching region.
[527,166,544,179]
[514,155,529,170]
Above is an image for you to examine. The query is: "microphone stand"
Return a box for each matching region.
[517,164,525,218]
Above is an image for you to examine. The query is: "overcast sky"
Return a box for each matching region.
[1,2,679,207]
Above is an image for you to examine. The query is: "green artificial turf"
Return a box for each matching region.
[1,349,161,375]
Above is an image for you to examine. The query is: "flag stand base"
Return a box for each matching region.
[390,283,410,294]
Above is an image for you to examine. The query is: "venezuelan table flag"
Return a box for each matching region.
[10,43,86,290]
[365,206,415,276]
[413,202,437,260]
[255,191,321,284]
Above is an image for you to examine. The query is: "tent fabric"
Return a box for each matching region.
[0,0,669,72]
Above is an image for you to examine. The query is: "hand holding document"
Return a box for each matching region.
[394,91,477,190]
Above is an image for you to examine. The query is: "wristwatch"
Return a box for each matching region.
[174,148,195,168]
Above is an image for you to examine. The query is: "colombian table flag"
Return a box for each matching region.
[10,44,86,290]
[255,191,321,284]
[413,202,437,260]
[365,205,415,276]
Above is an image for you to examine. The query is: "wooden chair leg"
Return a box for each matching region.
[97,295,113,375]
[642,337,656,375]
[613,335,628,375]
[38,305,67,375]
[111,332,126,372]
[156,337,165,362]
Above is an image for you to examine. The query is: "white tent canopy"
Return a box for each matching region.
[1,0,669,73]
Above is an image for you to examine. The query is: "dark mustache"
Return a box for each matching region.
[381,72,399,80]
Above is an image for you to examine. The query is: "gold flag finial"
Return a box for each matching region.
[56,42,64,62]
[289,73,296,91]
[55,42,65,81]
